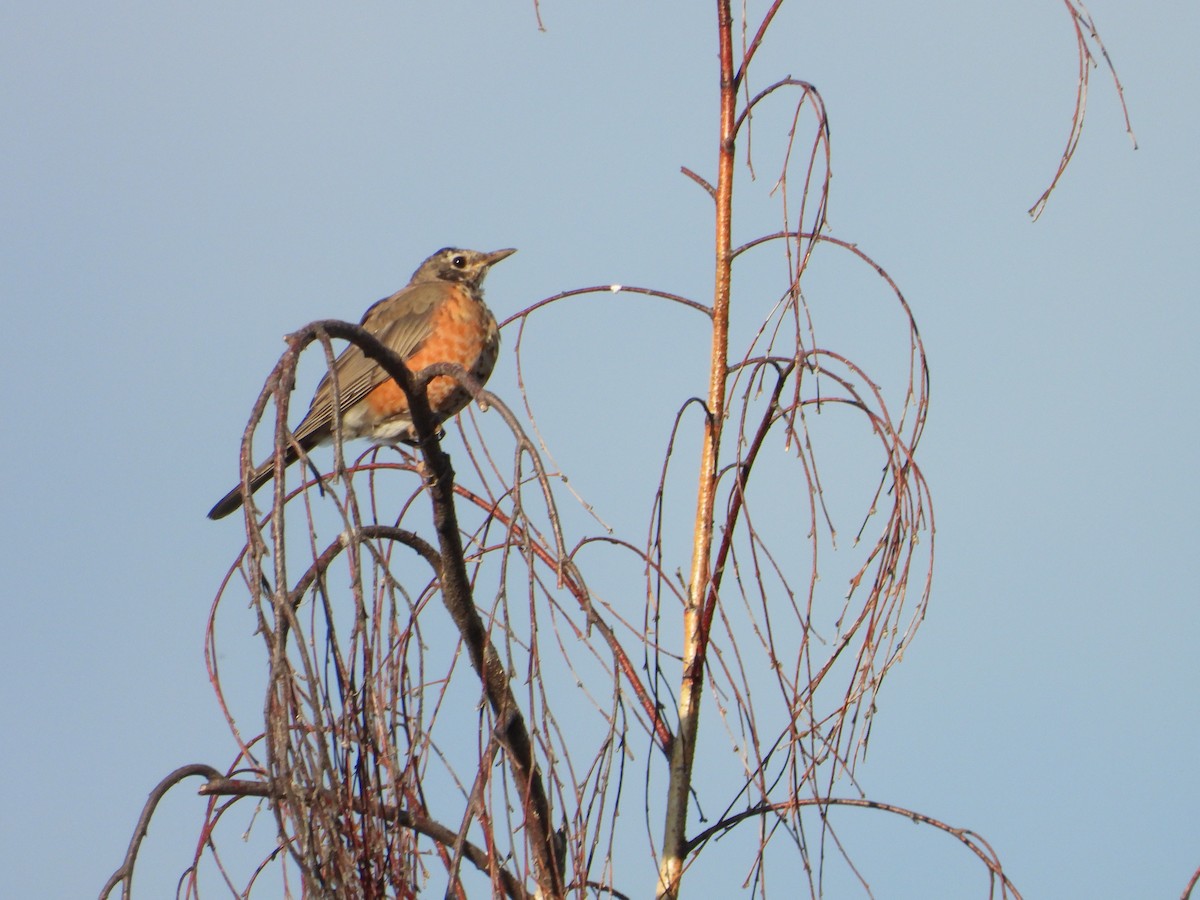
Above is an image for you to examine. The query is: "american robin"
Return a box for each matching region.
[207,247,515,520]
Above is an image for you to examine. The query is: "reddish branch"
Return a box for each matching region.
[657,2,738,897]
[1183,863,1200,899]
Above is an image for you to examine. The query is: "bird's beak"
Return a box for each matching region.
[484,248,517,267]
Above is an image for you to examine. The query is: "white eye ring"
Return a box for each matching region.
[452,255,467,268]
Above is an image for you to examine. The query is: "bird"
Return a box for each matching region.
[207,246,515,520]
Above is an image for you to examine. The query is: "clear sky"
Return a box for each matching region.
[2,2,1196,897]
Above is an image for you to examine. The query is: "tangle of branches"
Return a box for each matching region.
[103,2,1135,898]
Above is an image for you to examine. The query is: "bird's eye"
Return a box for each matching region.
[452,255,467,268]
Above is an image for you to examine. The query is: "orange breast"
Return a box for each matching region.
[364,287,499,426]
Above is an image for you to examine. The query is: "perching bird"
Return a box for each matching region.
[207,246,515,520]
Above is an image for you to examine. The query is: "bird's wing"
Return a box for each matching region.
[291,282,444,445]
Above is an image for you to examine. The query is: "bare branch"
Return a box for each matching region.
[1029,0,1137,220]
[100,764,225,900]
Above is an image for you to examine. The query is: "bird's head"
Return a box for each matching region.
[411,247,517,288]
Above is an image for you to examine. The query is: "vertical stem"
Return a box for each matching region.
[657,2,736,896]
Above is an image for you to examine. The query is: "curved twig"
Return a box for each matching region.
[686,797,1021,898]
[1029,0,1137,220]
[100,764,225,900]
[501,285,712,328]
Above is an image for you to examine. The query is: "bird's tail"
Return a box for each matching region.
[207,446,301,520]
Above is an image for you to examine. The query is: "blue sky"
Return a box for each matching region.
[2,2,1196,897]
